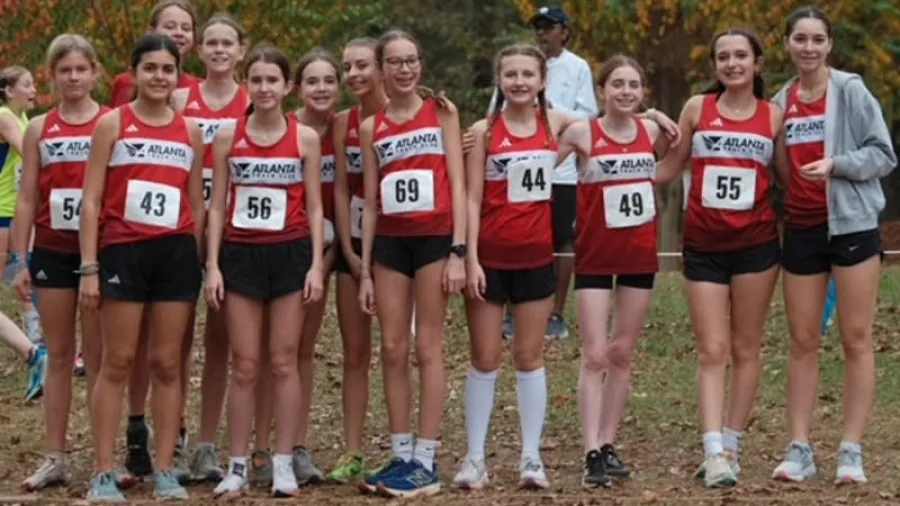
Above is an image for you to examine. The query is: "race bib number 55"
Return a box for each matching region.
[701,165,756,211]
[232,186,287,231]
[380,170,435,215]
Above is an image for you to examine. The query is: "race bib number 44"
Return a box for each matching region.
[350,194,364,239]
[232,186,287,231]
[49,188,82,230]
[507,161,550,203]
[701,165,756,211]
[380,170,435,215]
[124,180,181,228]
[603,181,655,229]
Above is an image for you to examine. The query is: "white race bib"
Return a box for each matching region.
[350,194,364,239]
[507,160,551,203]
[603,182,656,229]
[13,161,22,191]
[380,170,435,215]
[701,165,756,211]
[202,168,213,209]
[49,188,82,231]
[324,218,334,247]
[124,180,181,228]
[231,186,287,230]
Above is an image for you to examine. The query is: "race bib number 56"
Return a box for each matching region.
[124,180,180,228]
[380,170,435,215]
[232,186,287,231]
[701,165,756,211]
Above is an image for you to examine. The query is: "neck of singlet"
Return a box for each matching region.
[382,94,425,127]
[714,91,759,124]
[128,103,176,129]
[244,113,290,149]
[198,79,241,112]
[56,100,102,127]
[598,114,639,146]
[501,107,543,142]
[797,66,830,98]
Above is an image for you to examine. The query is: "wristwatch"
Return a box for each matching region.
[449,244,467,258]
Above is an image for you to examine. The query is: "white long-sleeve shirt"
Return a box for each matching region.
[489,49,599,185]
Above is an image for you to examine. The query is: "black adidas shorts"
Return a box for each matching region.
[99,234,202,302]
[29,247,81,289]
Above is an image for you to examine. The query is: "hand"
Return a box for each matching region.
[358,275,376,315]
[205,266,225,311]
[303,265,324,303]
[347,252,364,280]
[13,268,31,302]
[461,129,476,155]
[799,157,834,181]
[79,274,101,311]
[648,108,681,147]
[442,256,466,294]
[466,261,486,301]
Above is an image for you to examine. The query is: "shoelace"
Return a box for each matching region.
[523,458,542,473]
[837,448,862,467]
[35,457,61,476]
[785,443,810,463]
[586,453,603,475]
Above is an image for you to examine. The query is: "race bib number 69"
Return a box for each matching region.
[380,170,435,215]
[701,165,756,211]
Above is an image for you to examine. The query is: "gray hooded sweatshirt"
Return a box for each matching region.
[772,69,897,237]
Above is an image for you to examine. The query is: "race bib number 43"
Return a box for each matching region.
[380,170,435,215]
[603,181,655,229]
[701,165,756,211]
[232,186,287,231]
[507,161,550,203]
[124,180,181,229]
[49,188,82,231]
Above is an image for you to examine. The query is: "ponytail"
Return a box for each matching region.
[416,85,449,109]
[484,88,506,144]
[536,89,554,147]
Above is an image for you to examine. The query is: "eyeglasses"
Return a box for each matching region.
[384,56,421,70]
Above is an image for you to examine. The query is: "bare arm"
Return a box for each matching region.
[656,95,702,185]
[640,118,671,159]
[331,110,355,256]
[556,119,591,169]
[205,125,235,270]
[770,105,790,188]
[79,110,120,264]
[170,88,189,112]
[0,113,25,154]
[300,125,324,270]
[359,116,378,278]
[10,116,45,258]
[437,101,467,246]
[185,119,206,251]
[465,120,487,264]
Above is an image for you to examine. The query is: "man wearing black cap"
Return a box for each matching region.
[495,5,599,341]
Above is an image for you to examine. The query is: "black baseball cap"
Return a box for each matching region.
[529,6,569,27]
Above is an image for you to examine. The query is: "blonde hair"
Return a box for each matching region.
[486,44,552,146]
[149,0,197,36]
[0,66,30,104]
[47,34,99,72]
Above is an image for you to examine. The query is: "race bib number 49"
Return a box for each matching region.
[603,181,655,229]
[380,170,435,215]
[701,165,756,211]
[124,180,181,229]
[507,161,551,203]
[232,186,287,231]
[49,188,82,231]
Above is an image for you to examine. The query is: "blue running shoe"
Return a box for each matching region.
[502,313,514,340]
[545,313,569,340]
[376,459,440,498]
[24,344,47,401]
[359,457,408,494]
[87,471,126,503]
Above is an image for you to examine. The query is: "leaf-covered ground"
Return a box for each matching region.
[1,269,899,505]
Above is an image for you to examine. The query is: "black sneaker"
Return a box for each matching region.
[600,444,630,478]
[582,450,611,488]
[125,420,153,478]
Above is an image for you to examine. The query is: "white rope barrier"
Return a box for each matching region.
[551,250,900,258]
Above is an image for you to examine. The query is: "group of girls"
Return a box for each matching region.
[5,0,895,502]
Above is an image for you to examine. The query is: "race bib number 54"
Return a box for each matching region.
[701,165,756,211]
[380,170,435,215]
[124,180,181,229]
[49,188,82,231]
[232,186,287,231]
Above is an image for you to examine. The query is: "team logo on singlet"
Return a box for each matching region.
[485,150,555,181]
[583,153,656,183]
[38,136,91,165]
[784,115,825,146]
[375,127,444,166]
[692,131,772,165]
[321,154,336,183]
[193,118,237,145]
[229,156,303,184]
[345,147,362,173]
[110,138,193,170]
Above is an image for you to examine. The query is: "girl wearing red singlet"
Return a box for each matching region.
[205,46,324,499]
[117,0,200,479]
[556,55,669,488]
[161,13,248,483]
[79,33,205,502]
[109,0,199,107]
[771,7,896,485]
[455,44,575,492]
[357,29,466,498]
[329,36,389,483]
[656,28,784,489]
[10,34,111,492]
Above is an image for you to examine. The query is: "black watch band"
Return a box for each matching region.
[449,244,467,258]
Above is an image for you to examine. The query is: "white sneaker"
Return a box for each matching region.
[519,455,549,489]
[214,461,248,498]
[272,455,301,498]
[835,446,867,485]
[701,453,737,488]
[453,456,488,490]
[772,442,817,482]
[23,455,69,491]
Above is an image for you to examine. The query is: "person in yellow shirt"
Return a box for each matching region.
[0,66,44,345]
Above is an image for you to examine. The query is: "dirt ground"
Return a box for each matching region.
[0,269,899,505]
